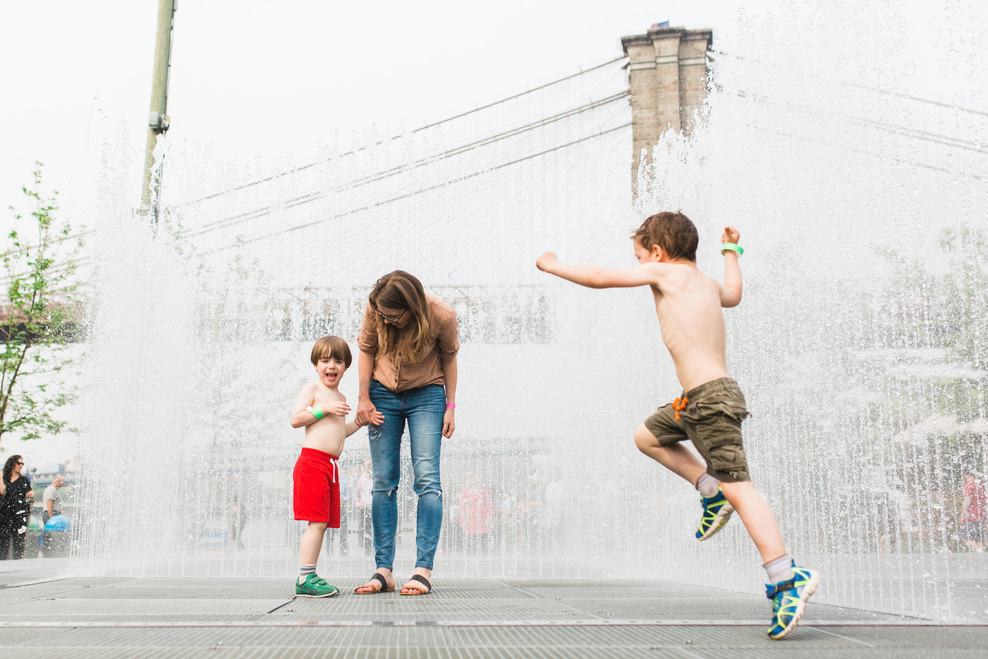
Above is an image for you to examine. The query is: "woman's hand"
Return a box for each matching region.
[442,407,455,438]
[356,398,384,427]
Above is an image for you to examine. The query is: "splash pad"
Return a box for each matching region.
[71,0,988,622]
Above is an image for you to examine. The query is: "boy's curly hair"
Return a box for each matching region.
[632,211,698,262]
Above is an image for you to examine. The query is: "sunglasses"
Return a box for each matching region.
[376,307,407,324]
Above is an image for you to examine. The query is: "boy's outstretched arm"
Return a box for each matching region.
[536,252,660,289]
[719,226,743,308]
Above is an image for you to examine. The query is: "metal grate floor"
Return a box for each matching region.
[2,571,986,657]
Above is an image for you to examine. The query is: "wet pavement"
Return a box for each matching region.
[2,558,986,657]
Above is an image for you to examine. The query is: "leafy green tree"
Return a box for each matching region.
[0,166,81,448]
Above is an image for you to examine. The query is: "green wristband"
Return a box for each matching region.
[720,243,744,256]
[306,405,324,419]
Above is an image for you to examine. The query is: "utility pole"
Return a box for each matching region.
[140,0,176,229]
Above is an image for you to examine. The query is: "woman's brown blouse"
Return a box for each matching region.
[357,294,459,392]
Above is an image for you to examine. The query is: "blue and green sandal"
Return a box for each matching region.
[695,489,734,540]
[766,563,820,639]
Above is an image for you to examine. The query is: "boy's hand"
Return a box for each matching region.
[721,226,741,245]
[536,252,558,272]
[325,401,351,417]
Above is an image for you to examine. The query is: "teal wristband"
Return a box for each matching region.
[306,405,324,419]
[720,243,744,256]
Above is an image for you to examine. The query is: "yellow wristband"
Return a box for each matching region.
[720,243,744,256]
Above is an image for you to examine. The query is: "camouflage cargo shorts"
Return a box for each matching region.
[643,377,752,483]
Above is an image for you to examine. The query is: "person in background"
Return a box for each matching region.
[961,468,986,552]
[458,473,493,554]
[1,455,35,560]
[43,475,64,526]
[353,459,374,556]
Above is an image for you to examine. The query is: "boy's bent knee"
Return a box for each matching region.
[634,424,660,453]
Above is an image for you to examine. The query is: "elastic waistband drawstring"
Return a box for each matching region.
[672,396,689,422]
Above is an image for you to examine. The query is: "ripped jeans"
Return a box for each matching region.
[368,380,445,570]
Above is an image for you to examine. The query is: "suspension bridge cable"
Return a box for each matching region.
[202,122,632,254]
[0,229,97,260]
[732,89,988,154]
[712,49,988,119]
[202,98,628,266]
[0,257,90,288]
[743,122,988,182]
[208,116,631,259]
[172,55,629,208]
[181,91,631,239]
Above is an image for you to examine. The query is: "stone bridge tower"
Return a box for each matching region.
[621,25,713,193]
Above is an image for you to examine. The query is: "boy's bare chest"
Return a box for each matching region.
[313,388,345,405]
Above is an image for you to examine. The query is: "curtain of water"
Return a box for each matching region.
[631,0,988,621]
[72,0,987,622]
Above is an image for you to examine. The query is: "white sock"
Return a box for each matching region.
[298,563,316,583]
[764,555,793,584]
[696,473,720,498]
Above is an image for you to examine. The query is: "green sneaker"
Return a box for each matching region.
[295,573,340,598]
[695,488,734,540]
[766,563,820,640]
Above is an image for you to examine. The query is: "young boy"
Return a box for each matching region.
[290,335,368,597]
[536,211,819,640]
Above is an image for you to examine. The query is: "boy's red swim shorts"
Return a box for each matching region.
[292,447,340,527]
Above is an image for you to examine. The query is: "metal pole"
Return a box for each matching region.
[140,0,176,228]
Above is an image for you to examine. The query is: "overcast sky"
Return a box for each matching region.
[0,1,772,221]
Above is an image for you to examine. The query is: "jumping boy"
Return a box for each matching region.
[536,212,819,639]
[290,335,378,597]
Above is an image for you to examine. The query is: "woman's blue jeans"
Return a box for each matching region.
[368,380,445,570]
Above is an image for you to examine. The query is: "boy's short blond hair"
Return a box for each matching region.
[632,211,699,262]
[310,335,352,368]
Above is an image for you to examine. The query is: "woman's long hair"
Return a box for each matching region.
[368,270,431,362]
[3,455,22,483]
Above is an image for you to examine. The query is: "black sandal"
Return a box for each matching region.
[354,572,395,594]
[400,574,432,596]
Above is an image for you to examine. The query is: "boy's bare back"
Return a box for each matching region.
[644,261,732,392]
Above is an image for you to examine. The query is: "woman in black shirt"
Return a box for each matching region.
[1,455,34,560]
